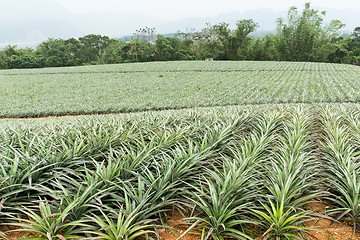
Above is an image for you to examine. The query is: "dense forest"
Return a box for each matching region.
[0,3,359,69]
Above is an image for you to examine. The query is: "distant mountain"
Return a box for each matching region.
[322,8,359,31]
[0,20,79,43]
[0,2,358,48]
[0,0,69,22]
[154,8,284,33]
[154,7,359,34]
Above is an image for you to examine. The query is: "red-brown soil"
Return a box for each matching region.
[2,209,360,240]
[307,202,360,240]
[0,225,40,240]
[158,210,200,240]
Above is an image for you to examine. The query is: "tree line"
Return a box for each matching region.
[0,3,359,70]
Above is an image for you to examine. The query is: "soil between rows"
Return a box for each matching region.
[2,205,359,240]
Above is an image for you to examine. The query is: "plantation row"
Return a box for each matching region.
[1,61,360,118]
[1,61,358,75]
[1,104,360,239]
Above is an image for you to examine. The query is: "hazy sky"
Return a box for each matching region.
[56,0,360,20]
[1,0,359,45]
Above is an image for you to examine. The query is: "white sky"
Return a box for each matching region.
[56,0,360,20]
[0,0,358,45]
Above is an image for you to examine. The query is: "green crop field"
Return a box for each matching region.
[2,104,360,239]
[1,61,360,118]
[1,61,360,239]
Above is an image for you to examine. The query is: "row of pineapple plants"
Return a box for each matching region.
[320,106,360,236]
[0,105,360,239]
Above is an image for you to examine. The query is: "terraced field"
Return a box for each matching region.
[0,61,359,118]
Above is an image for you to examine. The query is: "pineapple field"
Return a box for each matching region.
[0,61,360,118]
[0,105,360,239]
[1,61,360,239]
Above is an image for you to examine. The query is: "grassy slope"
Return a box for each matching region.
[0,61,359,118]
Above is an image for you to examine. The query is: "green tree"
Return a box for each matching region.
[345,27,360,64]
[235,19,259,60]
[0,54,6,69]
[64,38,82,64]
[6,54,45,69]
[0,45,45,69]
[175,29,197,59]
[155,35,193,61]
[191,22,229,60]
[78,34,111,63]
[276,2,345,62]
[196,20,258,60]
[37,38,80,67]
[118,39,155,62]
[134,27,156,43]
[100,39,125,64]
[3,45,20,57]
[250,35,279,61]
